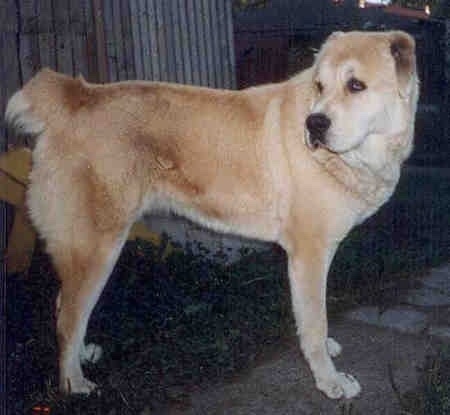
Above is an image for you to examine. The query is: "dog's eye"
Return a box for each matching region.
[347,78,366,93]
[315,81,324,94]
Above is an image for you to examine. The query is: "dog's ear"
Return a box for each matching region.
[389,31,416,98]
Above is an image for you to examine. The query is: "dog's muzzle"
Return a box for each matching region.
[305,113,331,150]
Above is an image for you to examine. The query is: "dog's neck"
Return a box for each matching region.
[310,133,409,210]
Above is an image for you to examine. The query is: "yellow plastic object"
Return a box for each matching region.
[0,147,32,184]
[0,149,167,275]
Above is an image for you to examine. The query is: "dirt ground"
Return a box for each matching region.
[156,319,439,415]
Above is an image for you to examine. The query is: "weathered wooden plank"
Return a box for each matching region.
[224,0,236,89]
[19,33,40,82]
[185,0,200,86]
[20,0,38,34]
[91,0,109,82]
[102,0,118,81]
[0,34,8,149]
[72,34,90,77]
[36,0,53,33]
[69,0,86,34]
[54,0,71,34]
[38,32,56,69]
[54,0,73,74]
[177,0,192,85]
[120,0,135,80]
[147,0,160,81]
[129,0,144,79]
[171,0,185,84]
[36,0,56,73]
[69,0,88,77]
[217,0,229,89]
[138,0,152,80]
[154,0,168,81]
[112,0,127,81]
[195,1,208,86]
[0,0,18,33]
[84,0,94,31]
[55,34,74,75]
[209,0,222,88]
[163,0,177,82]
[1,33,21,112]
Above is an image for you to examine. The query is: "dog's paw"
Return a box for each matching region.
[326,337,342,357]
[80,343,103,364]
[316,372,361,399]
[62,376,99,395]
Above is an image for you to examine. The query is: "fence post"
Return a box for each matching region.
[91,0,109,83]
[445,19,450,144]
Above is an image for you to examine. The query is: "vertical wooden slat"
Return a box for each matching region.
[54,0,73,75]
[185,0,200,86]
[2,30,21,147]
[209,0,221,88]
[70,0,89,77]
[102,0,117,81]
[19,0,40,82]
[83,0,96,81]
[0,0,19,33]
[164,1,177,82]
[217,0,229,89]
[178,0,192,85]
[0,33,9,148]
[171,0,185,84]
[69,0,85,34]
[72,35,88,77]
[20,0,38,34]
[121,0,135,80]
[154,0,167,81]
[2,33,21,102]
[195,0,210,86]
[147,0,160,81]
[91,0,109,82]
[217,0,231,89]
[38,32,56,69]
[111,0,126,80]
[19,34,40,82]
[37,0,56,71]
[129,0,144,80]
[141,0,153,80]
[36,0,53,33]
[224,0,236,89]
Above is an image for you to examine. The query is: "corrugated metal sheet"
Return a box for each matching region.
[0,0,236,147]
[106,0,236,88]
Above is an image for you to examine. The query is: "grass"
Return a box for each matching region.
[9,242,292,414]
[7,166,450,414]
[328,167,450,311]
[388,345,450,415]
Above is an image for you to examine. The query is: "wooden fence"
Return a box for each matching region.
[0,0,236,150]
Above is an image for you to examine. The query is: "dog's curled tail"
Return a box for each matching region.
[5,89,45,141]
[5,68,81,147]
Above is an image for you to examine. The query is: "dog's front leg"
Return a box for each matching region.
[287,246,361,399]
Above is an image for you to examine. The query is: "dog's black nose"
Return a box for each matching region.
[306,113,331,138]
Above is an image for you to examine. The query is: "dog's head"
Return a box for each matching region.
[305,31,418,160]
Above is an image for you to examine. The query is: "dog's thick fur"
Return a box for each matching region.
[5,31,418,399]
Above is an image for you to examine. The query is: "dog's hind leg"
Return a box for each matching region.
[51,230,128,394]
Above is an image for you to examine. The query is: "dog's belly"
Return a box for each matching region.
[141,186,283,243]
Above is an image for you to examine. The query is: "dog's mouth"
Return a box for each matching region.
[305,130,328,151]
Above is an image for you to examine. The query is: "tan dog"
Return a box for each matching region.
[5,30,418,399]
